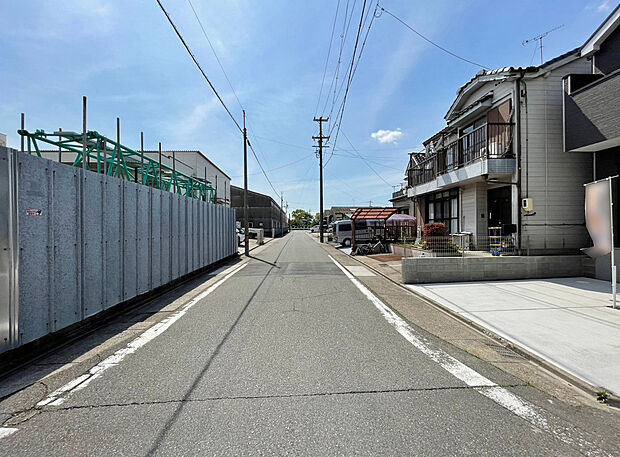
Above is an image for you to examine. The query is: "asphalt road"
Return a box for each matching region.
[0,231,615,456]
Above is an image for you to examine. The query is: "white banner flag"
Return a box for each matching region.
[583,179,612,258]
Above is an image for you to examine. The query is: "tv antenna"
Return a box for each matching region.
[522,25,564,65]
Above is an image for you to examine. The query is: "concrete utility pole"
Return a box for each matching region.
[243,110,249,256]
[313,117,329,243]
[281,193,284,237]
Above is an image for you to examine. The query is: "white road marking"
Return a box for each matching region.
[0,428,18,440]
[36,263,248,408]
[328,255,611,456]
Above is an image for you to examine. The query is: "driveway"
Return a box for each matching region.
[407,277,620,395]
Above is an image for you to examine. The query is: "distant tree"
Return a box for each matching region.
[312,212,321,226]
[291,209,314,227]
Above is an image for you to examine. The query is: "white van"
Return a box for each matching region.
[333,220,372,247]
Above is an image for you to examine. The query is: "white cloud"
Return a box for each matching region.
[371,128,403,144]
[598,0,611,11]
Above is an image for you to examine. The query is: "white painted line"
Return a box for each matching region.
[36,263,248,408]
[328,255,610,456]
[0,427,18,440]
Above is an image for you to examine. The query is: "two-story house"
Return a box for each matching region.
[563,4,620,277]
[394,27,611,254]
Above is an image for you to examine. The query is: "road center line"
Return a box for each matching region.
[328,255,610,457]
[35,262,248,409]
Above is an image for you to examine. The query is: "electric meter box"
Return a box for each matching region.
[522,198,534,212]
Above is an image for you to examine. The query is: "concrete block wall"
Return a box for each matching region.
[402,255,585,284]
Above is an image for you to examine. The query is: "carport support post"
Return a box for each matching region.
[352,217,356,252]
[610,177,617,309]
[243,110,249,257]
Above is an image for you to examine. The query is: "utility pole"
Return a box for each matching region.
[243,110,249,256]
[280,193,284,237]
[313,117,329,243]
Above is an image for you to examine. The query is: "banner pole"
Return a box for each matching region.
[610,177,617,309]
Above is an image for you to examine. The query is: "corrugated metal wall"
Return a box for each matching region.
[0,147,236,354]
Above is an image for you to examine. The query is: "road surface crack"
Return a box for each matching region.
[34,383,529,413]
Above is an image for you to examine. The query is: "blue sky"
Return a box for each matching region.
[0,0,614,213]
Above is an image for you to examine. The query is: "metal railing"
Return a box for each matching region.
[408,122,513,187]
[396,235,517,257]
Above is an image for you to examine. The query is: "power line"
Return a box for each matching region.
[230,154,314,179]
[247,140,280,198]
[185,0,272,170]
[378,4,490,70]
[323,0,369,163]
[186,0,244,112]
[155,0,243,132]
[315,0,342,115]
[322,0,356,117]
[339,130,394,187]
[174,0,280,201]
[324,1,378,166]
[327,0,376,127]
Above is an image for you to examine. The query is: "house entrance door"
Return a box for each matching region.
[487,186,511,228]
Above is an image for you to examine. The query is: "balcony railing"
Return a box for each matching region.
[408,122,513,187]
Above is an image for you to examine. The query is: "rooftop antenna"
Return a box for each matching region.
[522,25,564,65]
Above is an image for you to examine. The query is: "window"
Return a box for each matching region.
[427,189,459,234]
[338,222,351,232]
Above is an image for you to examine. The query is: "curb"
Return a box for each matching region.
[336,245,620,409]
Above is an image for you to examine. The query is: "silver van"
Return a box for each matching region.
[333,220,372,247]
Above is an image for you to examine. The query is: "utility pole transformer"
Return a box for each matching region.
[243,110,249,256]
[313,117,329,243]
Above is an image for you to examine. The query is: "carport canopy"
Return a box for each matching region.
[351,207,398,220]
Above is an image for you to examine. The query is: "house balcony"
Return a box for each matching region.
[564,71,620,152]
[391,184,407,200]
[407,122,516,196]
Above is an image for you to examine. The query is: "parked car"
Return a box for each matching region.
[332,220,372,247]
[310,225,320,233]
[236,228,243,246]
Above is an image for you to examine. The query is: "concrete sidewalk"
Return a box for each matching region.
[407,277,620,396]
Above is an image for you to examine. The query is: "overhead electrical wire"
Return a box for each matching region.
[186,0,274,175]
[378,4,490,70]
[326,0,375,127]
[159,0,282,200]
[324,0,378,166]
[314,0,342,116]
[155,0,242,133]
[322,0,356,117]
[339,130,394,187]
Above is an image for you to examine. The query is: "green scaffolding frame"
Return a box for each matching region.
[18,129,216,203]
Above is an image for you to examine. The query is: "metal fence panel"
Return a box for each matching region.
[51,163,81,333]
[123,181,137,301]
[83,172,104,317]
[16,153,51,344]
[104,177,122,309]
[0,149,237,354]
[161,193,171,284]
[137,185,150,295]
[150,187,162,289]
[0,148,19,352]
